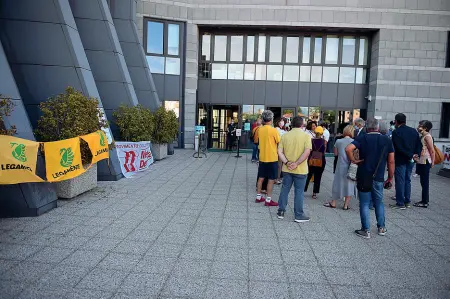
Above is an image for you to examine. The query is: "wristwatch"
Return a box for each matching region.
[284,161,289,165]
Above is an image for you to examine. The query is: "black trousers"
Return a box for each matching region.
[417,161,431,204]
[333,156,338,174]
[304,166,325,193]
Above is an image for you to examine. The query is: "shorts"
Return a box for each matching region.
[257,161,278,180]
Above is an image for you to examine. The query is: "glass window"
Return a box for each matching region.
[146,56,164,73]
[356,68,367,83]
[298,106,308,118]
[258,35,266,62]
[339,67,355,83]
[201,35,211,61]
[167,24,179,55]
[243,105,253,114]
[283,65,299,82]
[300,66,311,82]
[165,101,179,118]
[212,63,227,79]
[165,57,180,75]
[269,36,282,63]
[325,35,339,64]
[267,65,283,81]
[302,37,311,63]
[244,64,255,80]
[146,21,164,54]
[255,65,266,80]
[228,64,244,80]
[314,37,322,64]
[254,105,265,115]
[230,36,243,61]
[322,67,339,83]
[247,36,255,62]
[214,35,227,61]
[309,106,321,122]
[342,37,356,65]
[311,66,322,82]
[286,37,299,63]
[358,38,368,65]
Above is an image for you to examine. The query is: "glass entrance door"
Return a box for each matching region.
[210,105,239,149]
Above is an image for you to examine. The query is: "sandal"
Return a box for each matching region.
[343,206,350,210]
[323,202,335,208]
[413,202,428,208]
[312,194,317,200]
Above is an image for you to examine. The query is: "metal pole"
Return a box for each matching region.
[235,136,241,158]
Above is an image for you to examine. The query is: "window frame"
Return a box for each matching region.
[143,18,182,59]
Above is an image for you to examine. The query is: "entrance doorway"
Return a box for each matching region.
[208,105,239,149]
[267,107,282,122]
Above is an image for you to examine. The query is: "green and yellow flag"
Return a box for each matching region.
[0,135,44,184]
[44,137,85,182]
[81,130,109,165]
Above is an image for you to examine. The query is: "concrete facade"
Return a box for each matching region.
[138,0,450,147]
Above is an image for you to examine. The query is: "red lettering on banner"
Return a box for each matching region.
[445,153,450,162]
[124,151,137,172]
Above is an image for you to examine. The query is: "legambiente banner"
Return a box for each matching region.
[115,141,154,178]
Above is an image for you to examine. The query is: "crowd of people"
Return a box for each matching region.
[251,110,437,239]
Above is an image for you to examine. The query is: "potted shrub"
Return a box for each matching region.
[166,110,178,155]
[35,87,108,199]
[113,105,153,142]
[151,107,178,160]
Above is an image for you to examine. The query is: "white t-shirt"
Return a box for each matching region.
[276,127,286,136]
[323,128,330,142]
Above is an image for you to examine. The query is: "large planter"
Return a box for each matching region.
[55,164,97,199]
[153,143,167,160]
[167,143,175,155]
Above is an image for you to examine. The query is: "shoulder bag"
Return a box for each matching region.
[309,140,324,168]
[356,135,386,192]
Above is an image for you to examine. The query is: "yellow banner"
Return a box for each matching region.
[0,136,44,184]
[44,137,85,182]
[81,130,109,165]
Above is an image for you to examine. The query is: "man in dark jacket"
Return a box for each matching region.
[390,113,422,209]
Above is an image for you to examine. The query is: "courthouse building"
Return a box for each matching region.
[1,0,450,151]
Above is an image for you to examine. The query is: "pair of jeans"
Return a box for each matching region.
[278,172,307,219]
[358,181,385,231]
[252,143,259,161]
[417,161,431,204]
[304,166,324,193]
[395,163,414,206]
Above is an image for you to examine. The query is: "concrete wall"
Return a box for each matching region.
[138,0,450,144]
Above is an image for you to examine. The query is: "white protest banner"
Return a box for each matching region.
[115,141,154,178]
[443,145,450,170]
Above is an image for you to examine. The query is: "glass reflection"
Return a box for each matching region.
[314,37,322,63]
[147,21,164,54]
[322,67,339,83]
[309,107,321,122]
[212,63,227,79]
[325,35,339,64]
[258,35,266,62]
[214,35,227,61]
[302,37,311,63]
[255,65,267,80]
[342,37,356,65]
[247,36,255,62]
[244,64,255,80]
[230,36,243,61]
[267,65,283,81]
[147,56,164,73]
[298,107,308,118]
[286,37,299,63]
[165,101,179,118]
[167,24,179,55]
[269,36,283,63]
[359,38,368,65]
[339,67,355,83]
[311,66,322,82]
[228,64,244,80]
[254,105,265,115]
[300,66,311,82]
[165,57,180,75]
[356,68,366,83]
[202,35,211,61]
[283,65,299,82]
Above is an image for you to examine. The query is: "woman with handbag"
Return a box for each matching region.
[304,126,326,199]
[324,125,355,210]
[413,120,435,208]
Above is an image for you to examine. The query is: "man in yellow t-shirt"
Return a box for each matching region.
[276,116,312,222]
[254,110,280,206]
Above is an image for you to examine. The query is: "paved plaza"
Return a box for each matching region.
[1,150,449,299]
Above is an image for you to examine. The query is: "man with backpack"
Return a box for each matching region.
[251,118,262,163]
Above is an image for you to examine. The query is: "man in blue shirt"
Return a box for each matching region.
[390,113,422,209]
[346,118,395,239]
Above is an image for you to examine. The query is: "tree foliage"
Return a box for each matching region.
[151,106,179,144]
[113,105,154,142]
[0,95,17,136]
